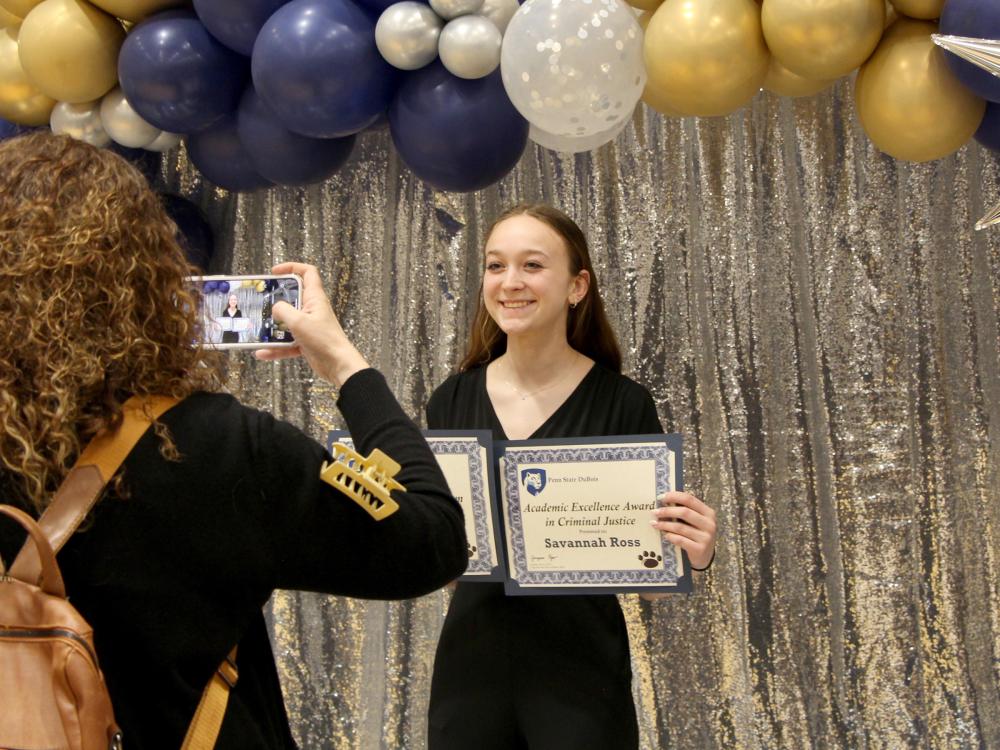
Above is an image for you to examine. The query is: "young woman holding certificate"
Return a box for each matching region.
[426,204,718,749]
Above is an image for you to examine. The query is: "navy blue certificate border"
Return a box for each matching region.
[497,433,690,596]
[424,430,505,582]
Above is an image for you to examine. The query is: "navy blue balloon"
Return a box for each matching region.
[217,281,231,294]
[193,0,288,56]
[351,0,417,16]
[974,101,1000,152]
[0,118,31,140]
[252,0,398,138]
[161,193,216,270]
[204,280,219,293]
[237,85,356,186]
[365,110,389,132]
[940,0,1000,103]
[389,63,528,193]
[109,143,162,184]
[187,114,273,192]
[118,10,249,134]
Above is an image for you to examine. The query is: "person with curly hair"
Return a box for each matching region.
[0,131,467,749]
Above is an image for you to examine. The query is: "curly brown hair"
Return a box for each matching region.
[0,131,220,514]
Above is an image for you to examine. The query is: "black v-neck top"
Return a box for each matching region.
[427,362,662,441]
[426,363,663,741]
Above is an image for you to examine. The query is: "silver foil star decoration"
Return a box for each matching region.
[932,34,1000,78]
[931,35,1000,231]
[976,198,1000,231]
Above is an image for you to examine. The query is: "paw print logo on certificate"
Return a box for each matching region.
[520,468,547,496]
[639,550,663,569]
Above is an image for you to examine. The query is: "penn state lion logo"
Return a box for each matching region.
[521,468,547,496]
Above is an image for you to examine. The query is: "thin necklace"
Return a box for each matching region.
[501,356,578,401]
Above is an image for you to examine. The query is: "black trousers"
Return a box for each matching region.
[427,584,640,750]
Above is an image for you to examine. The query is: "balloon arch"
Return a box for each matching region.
[0,0,999,223]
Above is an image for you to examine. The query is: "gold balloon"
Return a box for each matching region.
[18,0,124,104]
[855,19,985,162]
[642,79,686,117]
[0,0,38,20]
[885,1,898,28]
[643,0,770,117]
[0,25,54,124]
[762,0,885,80]
[636,10,682,115]
[88,0,184,23]
[763,56,836,97]
[0,6,20,25]
[889,0,943,20]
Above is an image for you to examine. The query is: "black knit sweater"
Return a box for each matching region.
[0,368,467,749]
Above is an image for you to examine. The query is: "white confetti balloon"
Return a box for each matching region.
[376,2,443,70]
[438,15,502,79]
[50,100,110,147]
[500,0,645,137]
[528,111,629,152]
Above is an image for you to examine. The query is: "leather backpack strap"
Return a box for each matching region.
[9,394,180,582]
[0,504,65,596]
[181,646,239,750]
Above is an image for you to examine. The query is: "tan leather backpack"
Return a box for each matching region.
[0,395,237,750]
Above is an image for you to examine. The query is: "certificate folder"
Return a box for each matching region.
[422,430,505,582]
[496,434,690,596]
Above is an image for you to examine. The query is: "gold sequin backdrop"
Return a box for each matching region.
[160,81,1000,749]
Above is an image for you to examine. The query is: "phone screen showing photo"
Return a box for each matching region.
[190,275,301,349]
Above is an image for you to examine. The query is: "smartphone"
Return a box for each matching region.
[187,274,302,350]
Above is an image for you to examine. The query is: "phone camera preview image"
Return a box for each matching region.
[191,275,301,350]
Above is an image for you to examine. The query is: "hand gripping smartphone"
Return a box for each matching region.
[188,274,302,350]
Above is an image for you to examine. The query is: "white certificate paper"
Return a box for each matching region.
[327,430,504,581]
[498,434,689,595]
[424,431,503,581]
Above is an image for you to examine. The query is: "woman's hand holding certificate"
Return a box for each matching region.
[651,491,717,572]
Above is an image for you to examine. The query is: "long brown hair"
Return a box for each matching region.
[0,131,220,513]
[460,203,621,372]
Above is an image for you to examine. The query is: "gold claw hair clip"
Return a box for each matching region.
[320,443,404,520]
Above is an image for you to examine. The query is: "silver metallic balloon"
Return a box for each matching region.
[100,86,160,148]
[429,0,483,21]
[50,99,110,147]
[376,1,443,70]
[438,15,502,79]
[144,130,182,152]
[478,0,518,33]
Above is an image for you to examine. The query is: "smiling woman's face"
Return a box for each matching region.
[481,214,587,341]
